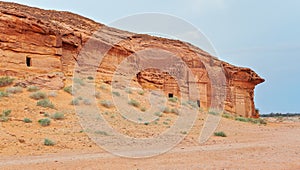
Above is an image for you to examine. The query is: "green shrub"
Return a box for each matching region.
[100,84,107,90]
[144,122,149,125]
[235,117,249,122]
[0,110,11,122]
[2,109,11,117]
[30,91,47,100]
[208,111,220,116]
[186,100,199,108]
[44,138,55,146]
[180,131,188,135]
[0,91,9,97]
[83,99,91,105]
[168,97,178,103]
[163,121,169,125]
[125,88,132,94]
[128,99,140,107]
[0,117,9,122]
[101,100,113,108]
[43,112,50,117]
[171,108,179,114]
[235,116,267,125]
[37,99,54,109]
[138,91,145,95]
[154,112,162,117]
[256,118,267,125]
[63,86,73,94]
[6,87,22,94]
[70,98,79,105]
[112,91,120,97]
[27,86,39,92]
[23,118,32,123]
[87,76,94,80]
[140,107,147,112]
[214,131,227,137]
[74,78,85,86]
[95,131,109,136]
[222,113,234,119]
[38,118,51,126]
[0,77,14,87]
[51,112,64,120]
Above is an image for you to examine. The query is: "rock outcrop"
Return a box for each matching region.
[0,2,264,117]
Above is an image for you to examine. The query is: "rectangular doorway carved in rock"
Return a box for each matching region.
[26,57,32,67]
[168,93,174,98]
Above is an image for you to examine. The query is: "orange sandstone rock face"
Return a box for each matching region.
[0,2,264,117]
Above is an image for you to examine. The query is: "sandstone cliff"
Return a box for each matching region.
[0,2,264,117]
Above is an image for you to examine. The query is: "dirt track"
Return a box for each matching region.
[1,118,299,170]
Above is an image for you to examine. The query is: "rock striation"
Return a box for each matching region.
[0,2,264,117]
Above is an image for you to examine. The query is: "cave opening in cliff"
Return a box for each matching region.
[168,93,174,98]
[26,57,32,67]
[197,100,200,107]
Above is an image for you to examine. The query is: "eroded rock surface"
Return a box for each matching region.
[0,2,264,117]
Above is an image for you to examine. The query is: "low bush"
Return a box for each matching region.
[186,100,199,108]
[23,118,32,123]
[27,86,39,92]
[235,116,267,125]
[38,118,51,126]
[0,77,14,87]
[125,88,132,94]
[138,90,145,95]
[112,91,120,97]
[0,91,9,97]
[128,99,140,107]
[154,112,162,117]
[235,117,249,122]
[214,131,227,137]
[63,86,73,95]
[87,76,94,80]
[83,99,91,105]
[2,109,11,117]
[95,131,109,136]
[70,98,79,105]
[6,87,23,94]
[44,138,55,146]
[30,91,47,100]
[37,99,54,109]
[101,100,113,108]
[171,108,179,114]
[208,111,220,116]
[168,97,178,103]
[0,109,11,122]
[51,112,64,120]
[222,113,234,119]
[0,117,9,122]
[74,78,85,86]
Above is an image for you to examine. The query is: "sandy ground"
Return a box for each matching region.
[0,83,299,169]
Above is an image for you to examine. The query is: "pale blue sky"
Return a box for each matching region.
[3,0,300,114]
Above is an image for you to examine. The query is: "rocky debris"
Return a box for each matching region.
[15,72,66,90]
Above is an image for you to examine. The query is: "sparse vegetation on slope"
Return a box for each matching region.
[214,131,227,137]
[0,77,14,87]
